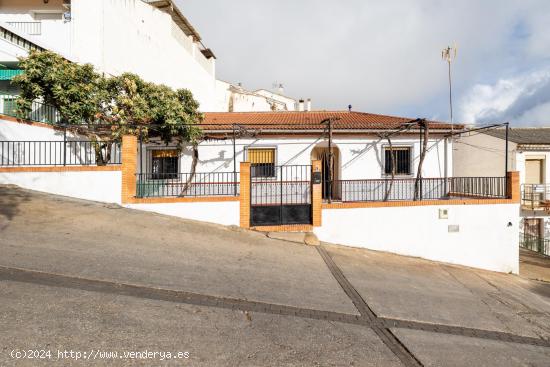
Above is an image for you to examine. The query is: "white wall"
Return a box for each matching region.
[69,0,219,111]
[0,0,71,57]
[126,201,240,226]
[315,203,520,273]
[453,133,517,177]
[1,0,220,111]
[140,135,451,180]
[0,170,122,204]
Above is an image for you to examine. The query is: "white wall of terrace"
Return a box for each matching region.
[138,135,452,181]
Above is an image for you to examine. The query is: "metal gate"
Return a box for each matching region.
[250,165,312,226]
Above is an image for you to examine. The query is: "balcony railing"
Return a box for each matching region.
[520,232,550,257]
[6,21,42,36]
[0,94,61,124]
[136,172,240,198]
[0,24,44,52]
[0,140,121,166]
[521,184,550,210]
[327,176,507,202]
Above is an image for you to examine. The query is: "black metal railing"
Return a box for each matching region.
[521,184,550,210]
[328,176,507,202]
[0,140,121,166]
[251,165,312,206]
[1,93,61,124]
[0,25,44,53]
[449,176,506,198]
[136,172,239,198]
[520,232,550,257]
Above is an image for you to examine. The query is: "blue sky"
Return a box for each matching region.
[179,0,550,126]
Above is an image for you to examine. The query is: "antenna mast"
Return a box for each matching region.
[442,45,457,128]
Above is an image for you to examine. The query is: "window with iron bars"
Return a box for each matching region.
[384,146,412,176]
[151,149,179,179]
[248,148,276,177]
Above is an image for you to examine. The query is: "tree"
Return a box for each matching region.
[12,51,203,168]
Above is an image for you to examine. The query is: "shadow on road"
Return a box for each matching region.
[0,185,31,229]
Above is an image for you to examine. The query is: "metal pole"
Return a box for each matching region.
[232,124,237,196]
[139,131,143,174]
[444,137,448,198]
[328,118,333,204]
[418,125,424,201]
[448,60,453,126]
[63,126,67,166]
[505,122,509,198]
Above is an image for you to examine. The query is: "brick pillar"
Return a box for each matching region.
[240,162,251,228]
[121,135,138,204]
[507,171,520,203]
[312,160,322,227]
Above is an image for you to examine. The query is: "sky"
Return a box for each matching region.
[179,0,550,126]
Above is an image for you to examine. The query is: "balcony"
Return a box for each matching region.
[521,184,550,211]
[6,22,42,36]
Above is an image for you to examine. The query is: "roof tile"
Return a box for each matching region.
[202,111,460,131]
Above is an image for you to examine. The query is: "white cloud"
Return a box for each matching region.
[180,0,550,118]
[459,69,550,125]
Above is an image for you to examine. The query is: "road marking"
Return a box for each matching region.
[316,246,423,367]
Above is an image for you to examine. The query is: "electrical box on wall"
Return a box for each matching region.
[312,172,322,184]
[439,208,449,219]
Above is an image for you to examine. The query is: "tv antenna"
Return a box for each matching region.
[442,44,457,125]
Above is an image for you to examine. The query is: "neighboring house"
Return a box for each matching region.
[0,0,305,114]
[454,127,550,255]
[0,0,219,110]
[215,81,302,112]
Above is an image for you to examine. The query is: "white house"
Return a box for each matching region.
[454,127,550,256]
[214,81,302,112]
[0,0,303,113]
[0,108,520,273]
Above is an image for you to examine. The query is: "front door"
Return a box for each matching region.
[525,159,545,206]
[526,159,543,184]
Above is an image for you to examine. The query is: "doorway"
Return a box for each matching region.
[311,144,340,200]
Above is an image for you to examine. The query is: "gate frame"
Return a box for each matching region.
[240,160,322,230]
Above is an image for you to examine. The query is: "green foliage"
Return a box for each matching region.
[12,51,203,146]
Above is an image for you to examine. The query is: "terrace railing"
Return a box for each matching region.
[1,94,61,124]
[136,172,239,198]
[520,232,550,257]
[521,184,550,210]
[0,140,121,166]
[6,21,42,36]
[329,176,506,202]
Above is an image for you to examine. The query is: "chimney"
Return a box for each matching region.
[277,83,284,95]
[306,98,312,111]
[348,104,352,112]
[298,99,305,111]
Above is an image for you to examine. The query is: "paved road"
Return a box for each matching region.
[1,185,549,366]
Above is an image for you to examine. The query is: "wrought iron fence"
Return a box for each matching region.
[520,232,550,257]
[329,176,506,202]
[521,184,550,210]
[449,177,506,198]
[136,172,239,198]
[0,140,121,166]
[1,94,61,124]
[251,165,311,206]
